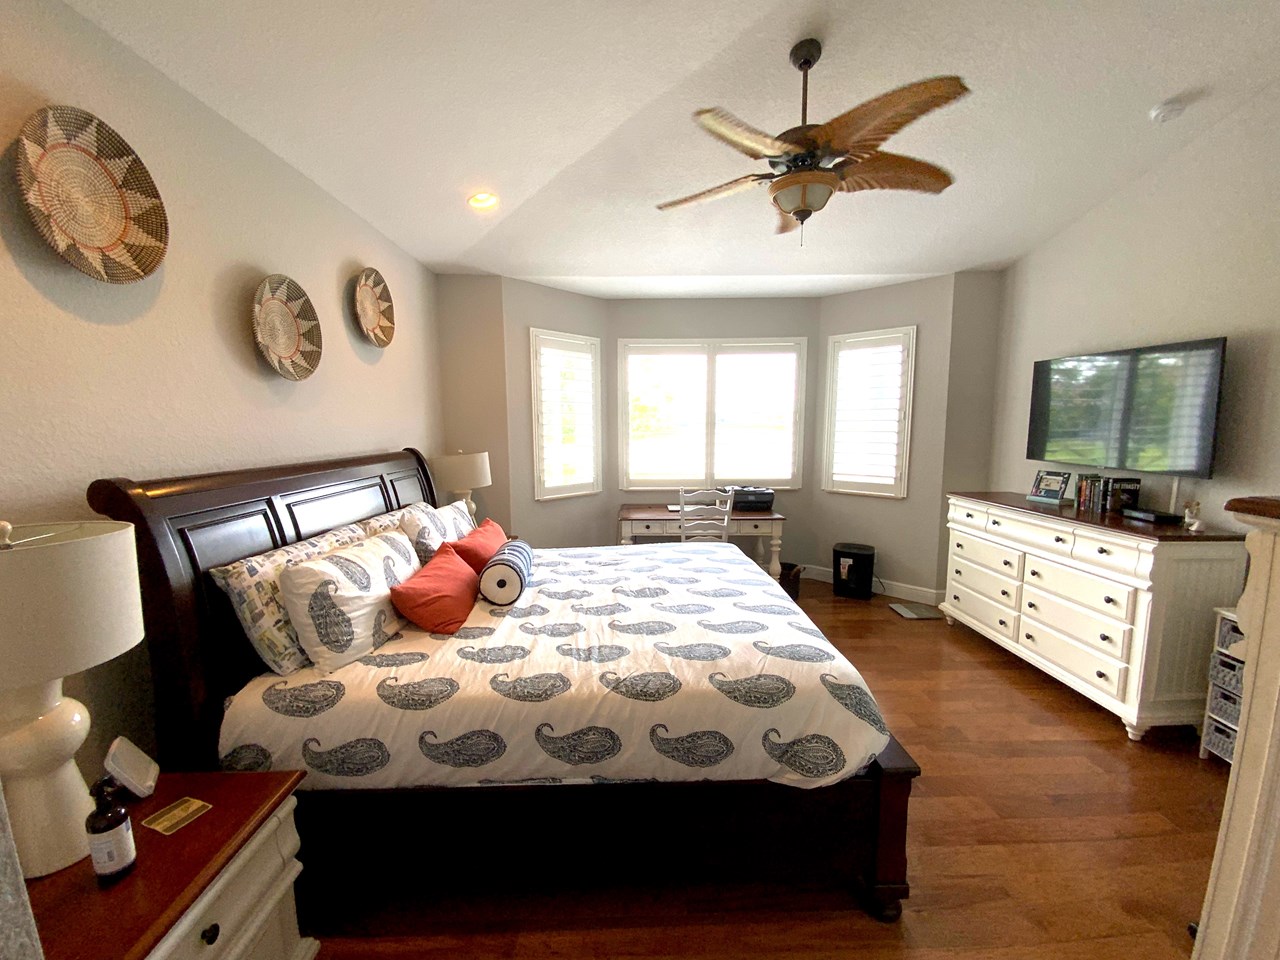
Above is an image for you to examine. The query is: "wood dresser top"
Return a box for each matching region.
[26,770,303,960]
[950,491,1244,543]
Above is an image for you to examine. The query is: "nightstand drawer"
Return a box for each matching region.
[150,800,296,960]
[950,556,1020,609]
[951,530,1022,578]
[1020,616,1128,701]
[1021,584,1132,661]
[946,581,1017,640]
[1023,556,1136,622]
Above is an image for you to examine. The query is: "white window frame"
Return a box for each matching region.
[530,327,603,501]
[618,337,807,490]
[822,325,916,499]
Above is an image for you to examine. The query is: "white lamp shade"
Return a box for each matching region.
[0,521,144,688]
[769,171,838,216]
[429,451,492,493]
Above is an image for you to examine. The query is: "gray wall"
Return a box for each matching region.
[987,82,1280,528]
[0,0,444,772]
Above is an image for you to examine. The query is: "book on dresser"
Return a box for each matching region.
[940,492,1246,741]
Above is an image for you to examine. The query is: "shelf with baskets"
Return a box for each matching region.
[1200,608,1246,763]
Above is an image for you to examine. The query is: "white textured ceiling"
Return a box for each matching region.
[64,0,1280,297]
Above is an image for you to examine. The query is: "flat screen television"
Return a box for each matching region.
[1026,337,1226,479]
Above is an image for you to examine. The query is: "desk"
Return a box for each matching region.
[618,504,785,578]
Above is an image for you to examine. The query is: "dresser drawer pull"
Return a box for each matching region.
[1097,546,1110,555]
[955,542,964,550]
[1104,595,1115,605]
[201,923,221,946]
[1029,569,1040,578]
[1026,601,1037,610]
[1000,589,1010,598]
[643,523,652,530]
[1094,670,1107,680]
[1054,535,1066,543]
[991,520,1002,527]
[1003,559,1013,568]
[752,523,759,530]
[965,512,974,518]
[1024,632,1035,641]
[954,569,962,576]
[952,594,959,602]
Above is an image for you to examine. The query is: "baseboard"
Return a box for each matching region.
[801,566,944,606]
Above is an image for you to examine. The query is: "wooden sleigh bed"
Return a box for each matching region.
[88,448,920,929]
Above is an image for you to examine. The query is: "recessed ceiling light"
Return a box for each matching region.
[468,192,498,210]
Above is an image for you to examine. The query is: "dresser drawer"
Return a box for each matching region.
[1021,584,1132,661]
[1020,616,1128,701]
[948,501,989,532]
[1023,555,1136,623]
[946,581,1017,640]
[986,513,1074,558]
[951,530,1022,578]
[1071,532,1143,577]
[151,801,294,960]
[950,556,1020,609]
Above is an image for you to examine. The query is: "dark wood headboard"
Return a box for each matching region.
[87,448,438,770]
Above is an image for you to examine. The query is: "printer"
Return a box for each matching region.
[726,485,775,511]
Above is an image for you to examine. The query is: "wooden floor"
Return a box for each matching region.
[319,585,1228,959]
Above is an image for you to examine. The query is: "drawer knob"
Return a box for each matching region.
[1054,536,1066,543]
[201,923,221,946]
[1104,595,1115,605]
[1003,560,1012,567]
[1097,546,1110,555]
[965,512,974,518]
[1000,589,1010,597]
[955,543,963,550]
[644,524,651,530]
[1026,601,1037,609]
[1024,632,1035,641]
[1029,569,1040,577]
[991,520,1001,526]
[752,524,759,529]
[1094,670,1107,680]
[954,569,962,576]
[1099,633,1111,643]
[998,618,1007,627]
[952,594,959,602]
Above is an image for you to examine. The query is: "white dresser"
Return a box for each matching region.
[939,492,1246,740]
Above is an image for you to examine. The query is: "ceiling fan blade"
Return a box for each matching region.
[775,210,798,234]
[656,173,775,211]
[694,108,803,160]
[810,76,969,162]
[835,152,955,194]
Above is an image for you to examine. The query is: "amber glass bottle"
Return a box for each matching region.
[86,776,136,883]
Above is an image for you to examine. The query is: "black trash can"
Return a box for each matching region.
[832,542,874,599]
[779,562,803,602]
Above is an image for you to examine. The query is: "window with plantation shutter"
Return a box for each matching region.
[531,328,602,500]
[822,326,916,498]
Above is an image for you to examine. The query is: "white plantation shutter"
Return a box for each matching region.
[823,327,916,498]
[531,329,602,500]
[620,338,805,488]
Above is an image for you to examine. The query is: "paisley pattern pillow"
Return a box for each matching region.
[436,500,477,539]
[278,531,421,674]
[358,502,434,537]
[398,502,467,564]
[209,523,368,676]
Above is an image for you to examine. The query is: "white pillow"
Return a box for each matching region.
[398,501,473,563]
[278,531,420,673]
[358,502,434,537]
[209,522,368,676]
[436,500,477,539]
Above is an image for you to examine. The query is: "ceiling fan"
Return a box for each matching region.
[657,39,969,234]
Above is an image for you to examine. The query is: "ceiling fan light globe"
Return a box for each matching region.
[768,170,838,217]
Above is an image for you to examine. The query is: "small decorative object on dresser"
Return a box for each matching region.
[15,105,169,283]
[25,771,318,960]
[1200,608,1245,762]
[939,493,1246,741]
[352,267,395,347]
[252,274,323,381]
[1027,470,1072,504]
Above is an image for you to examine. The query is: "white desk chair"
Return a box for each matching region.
[678,487,735,542]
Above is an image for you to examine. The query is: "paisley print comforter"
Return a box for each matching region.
[219,542,891,789]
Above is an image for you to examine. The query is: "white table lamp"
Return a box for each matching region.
[0,520,144,878]
[429,451,492,522]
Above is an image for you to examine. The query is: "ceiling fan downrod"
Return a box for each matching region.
[789,38,822,126]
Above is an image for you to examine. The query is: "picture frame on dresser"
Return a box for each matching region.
[940,492,1246,741]
[1027,470,1072,505]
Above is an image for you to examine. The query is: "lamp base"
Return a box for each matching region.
[0,679,93,878]
[449,488,478,523]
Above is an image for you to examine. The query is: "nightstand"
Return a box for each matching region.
[1200,607,1245,763]
[26,770,318,960]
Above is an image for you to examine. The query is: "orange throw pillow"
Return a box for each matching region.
[389,542,478,634]
[451,518,509,573]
